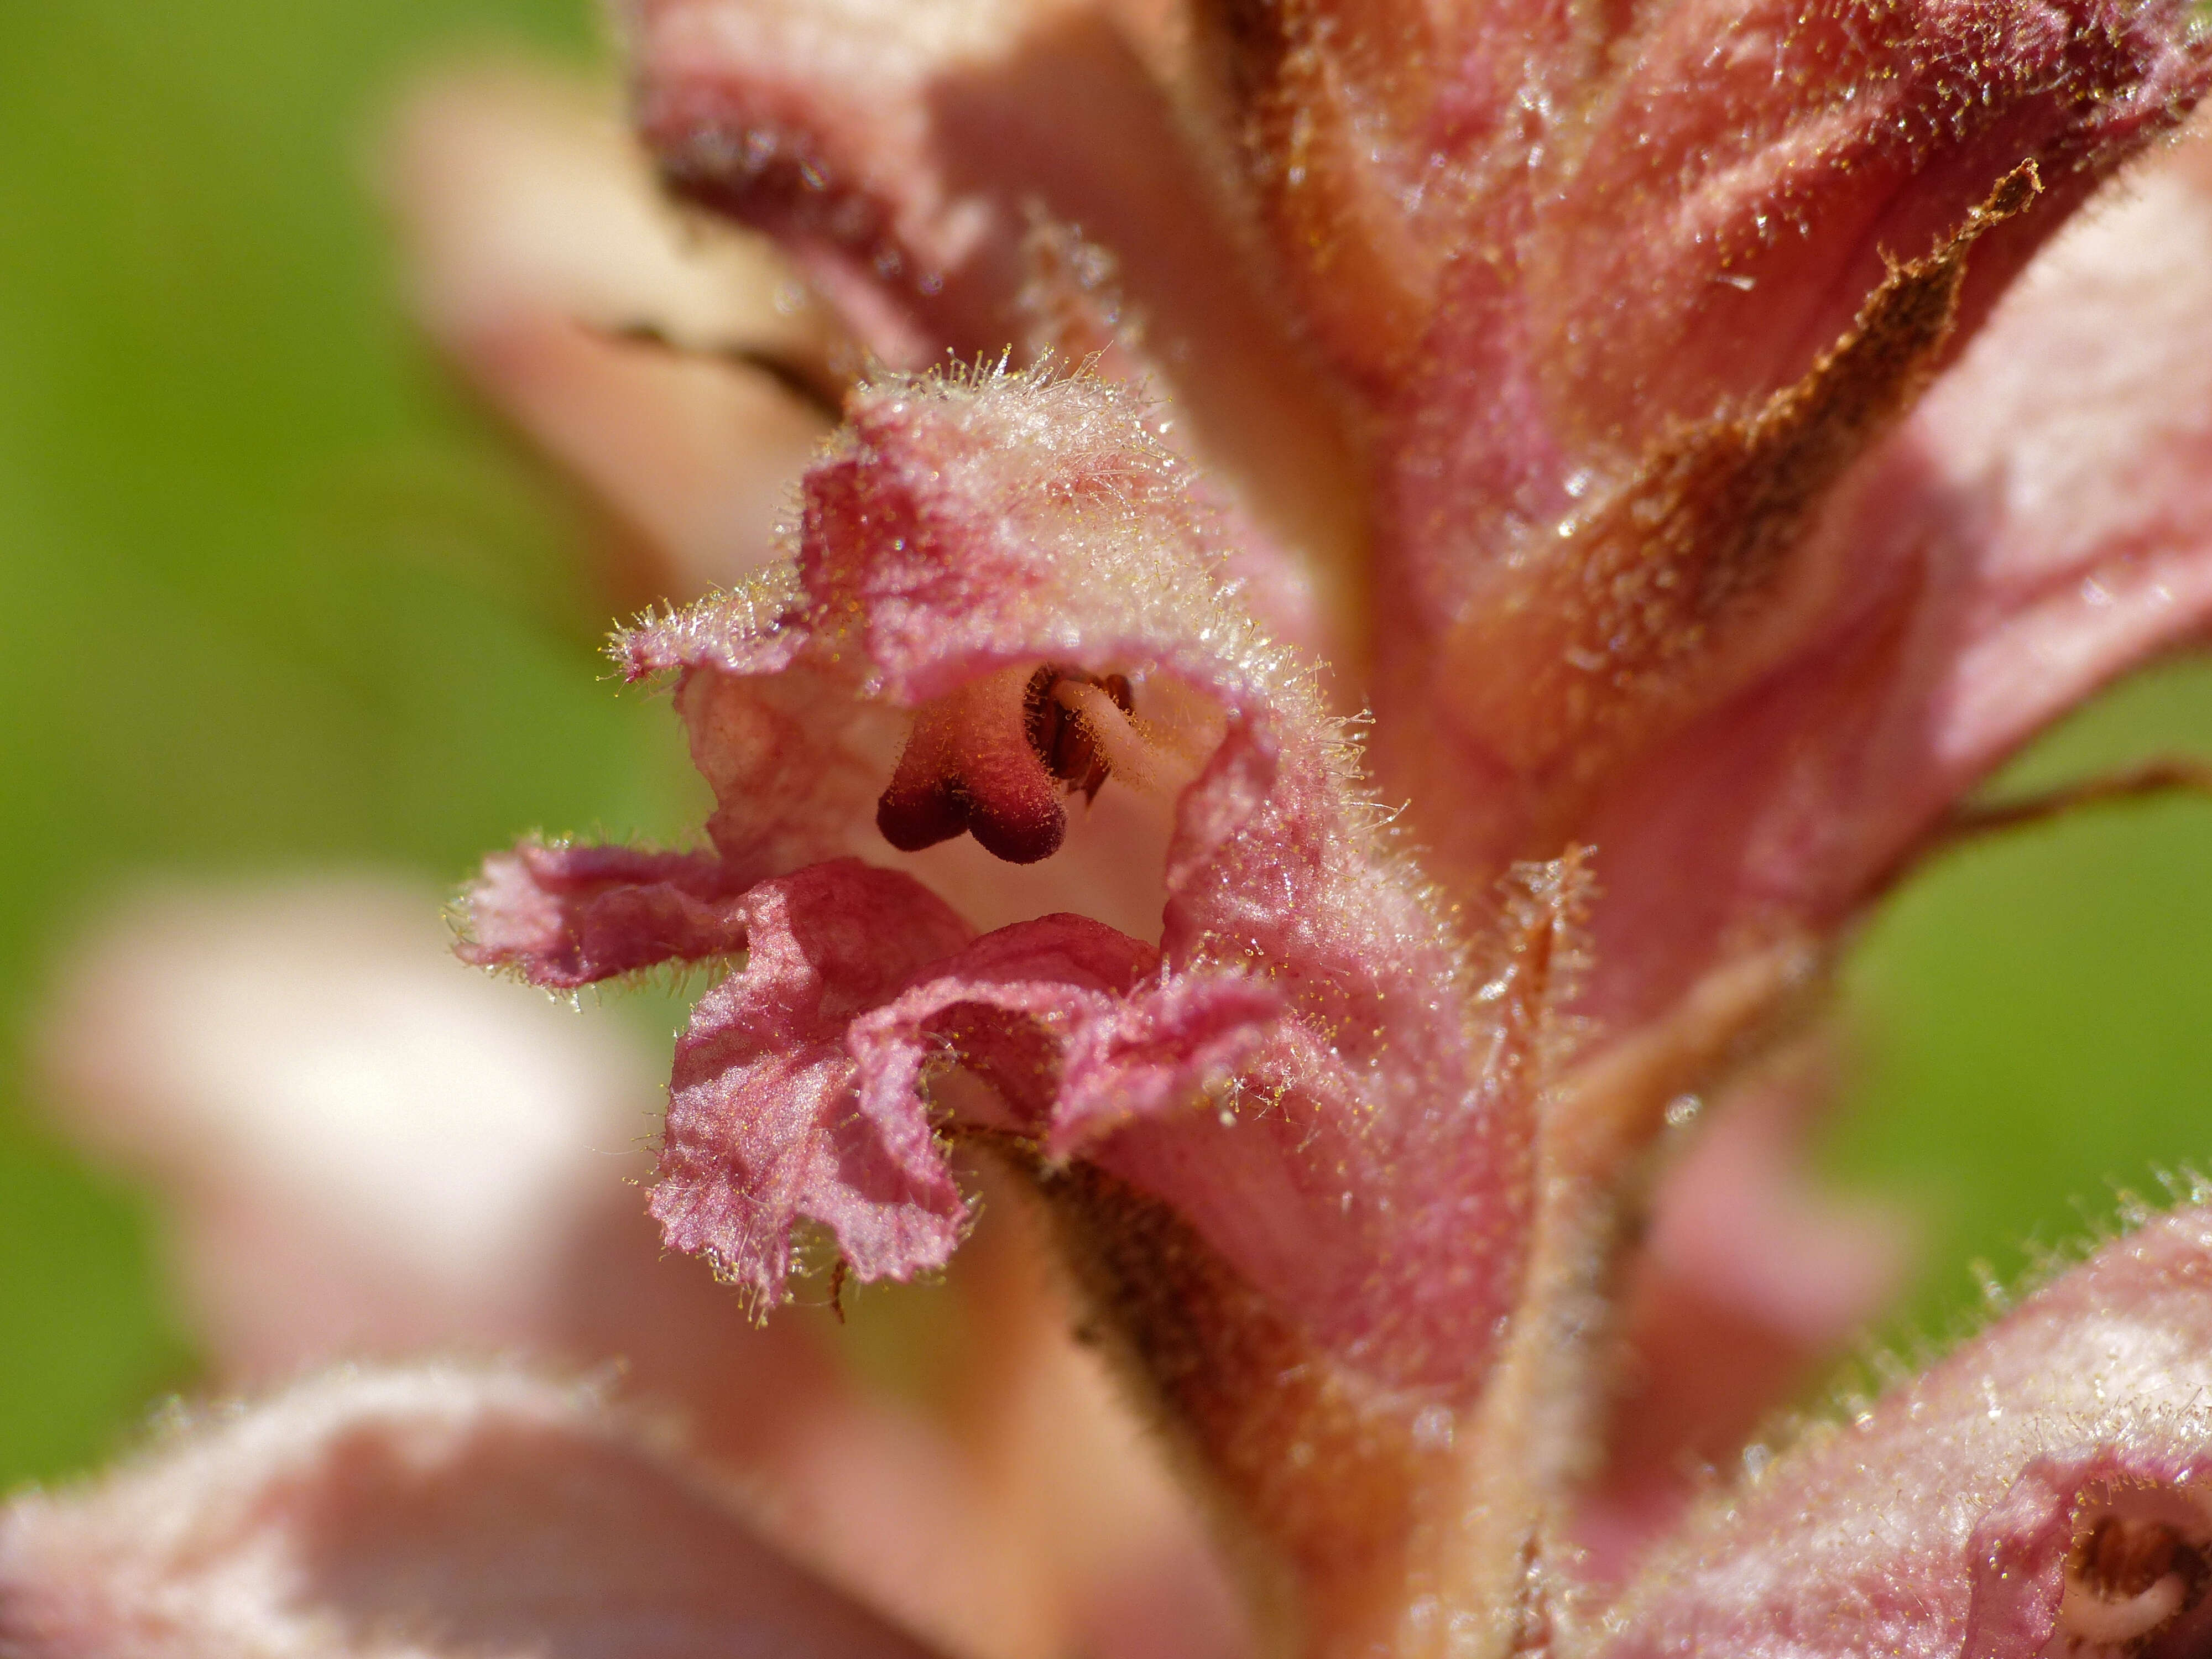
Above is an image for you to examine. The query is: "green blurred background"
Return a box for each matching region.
[0,0,2206,1492]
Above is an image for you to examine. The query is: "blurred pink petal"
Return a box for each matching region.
[386,62,839,599]
[39,875,1241,1659]
[1532,119,2212,1050]
[941,1177,1253,1659]
[40,878,659,1371]
[34,874,854,1486]
[1574,1041,1915,1582]
[628,0,1374,652]
[0,1365,945,1659]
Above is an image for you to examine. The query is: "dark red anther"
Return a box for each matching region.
[875,664,1135,864]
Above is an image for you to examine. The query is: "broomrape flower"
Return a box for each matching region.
[8,0,2212,1655]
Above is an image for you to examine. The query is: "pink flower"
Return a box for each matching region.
[15,876,1241,1659]
[12,0,2212,1655]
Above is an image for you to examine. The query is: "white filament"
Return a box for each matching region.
[1055,679,1206,796]
[2058,1569,2187,1646]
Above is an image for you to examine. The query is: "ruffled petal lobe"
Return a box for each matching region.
[0,1366,945,1659]
[1589,1201,2212,1659]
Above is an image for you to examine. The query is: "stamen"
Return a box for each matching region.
[2053,1506,2209,1654]
[1028,667,1133,802]
[877,663,1068,864]
[1052,676,1204,798]
[876,662,1186,865]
